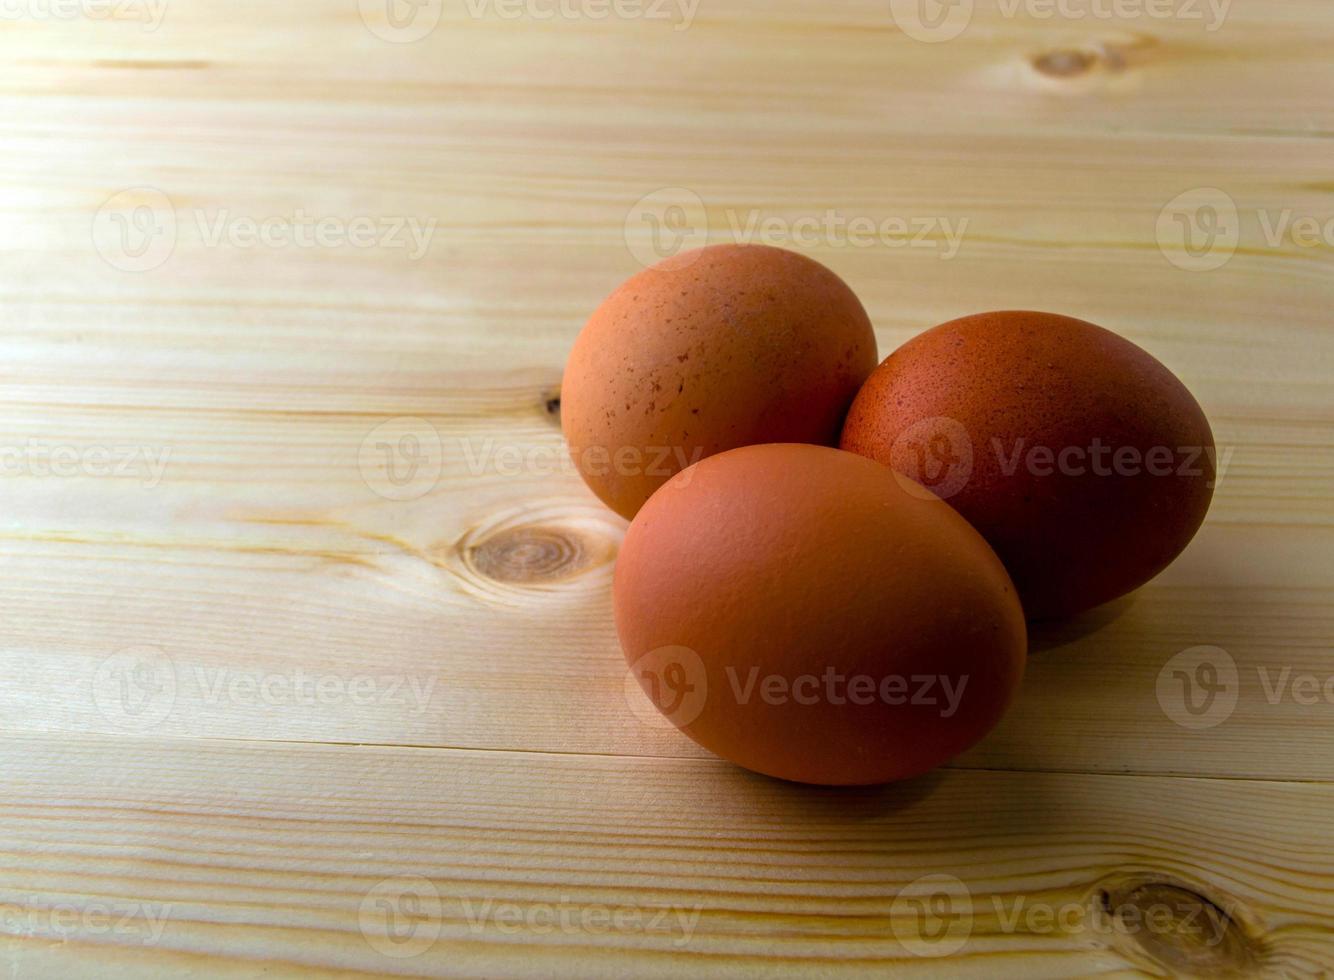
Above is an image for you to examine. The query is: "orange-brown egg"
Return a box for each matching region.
[840,311,1216,619]
[562,244,877,519]
[614,443,1027,785]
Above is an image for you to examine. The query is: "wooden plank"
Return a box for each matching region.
[0,734,1329,978]
[0,420,1328,776]
[0,0,1331,975]
[1,0,1332,140]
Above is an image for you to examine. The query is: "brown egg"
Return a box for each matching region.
[614,443,1026,786]
[562,244,877,519]
[840,311,1216,619]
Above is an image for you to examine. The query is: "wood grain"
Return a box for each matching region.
[0,0,1330,974]
[0,735,1330,978]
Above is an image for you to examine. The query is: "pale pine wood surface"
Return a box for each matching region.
[0,0,1331,976]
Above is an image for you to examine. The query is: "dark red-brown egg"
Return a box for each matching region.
[614,443,1027,785]
[562,244,877,519]
[840,310,1216,619]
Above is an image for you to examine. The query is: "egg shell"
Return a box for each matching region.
[840,310,1216,619]
[614,443,1027,786]
[562,244,878,519]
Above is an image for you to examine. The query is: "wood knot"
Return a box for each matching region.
[1095,874,1266,977]
[467,526,586,584]
[542,387,561,424]
[1032,48,1095,77]
[451,503,621,601]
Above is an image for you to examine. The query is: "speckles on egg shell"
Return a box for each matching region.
[561,244,878,519]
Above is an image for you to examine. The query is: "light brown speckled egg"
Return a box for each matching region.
[840,310,1216,619]
[561,244,877,519]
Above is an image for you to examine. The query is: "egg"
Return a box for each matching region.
[614,443,1026,785]
[562,244,877,519]
[840,310,1216,619]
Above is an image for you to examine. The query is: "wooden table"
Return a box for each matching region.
[2,0,1331,975]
